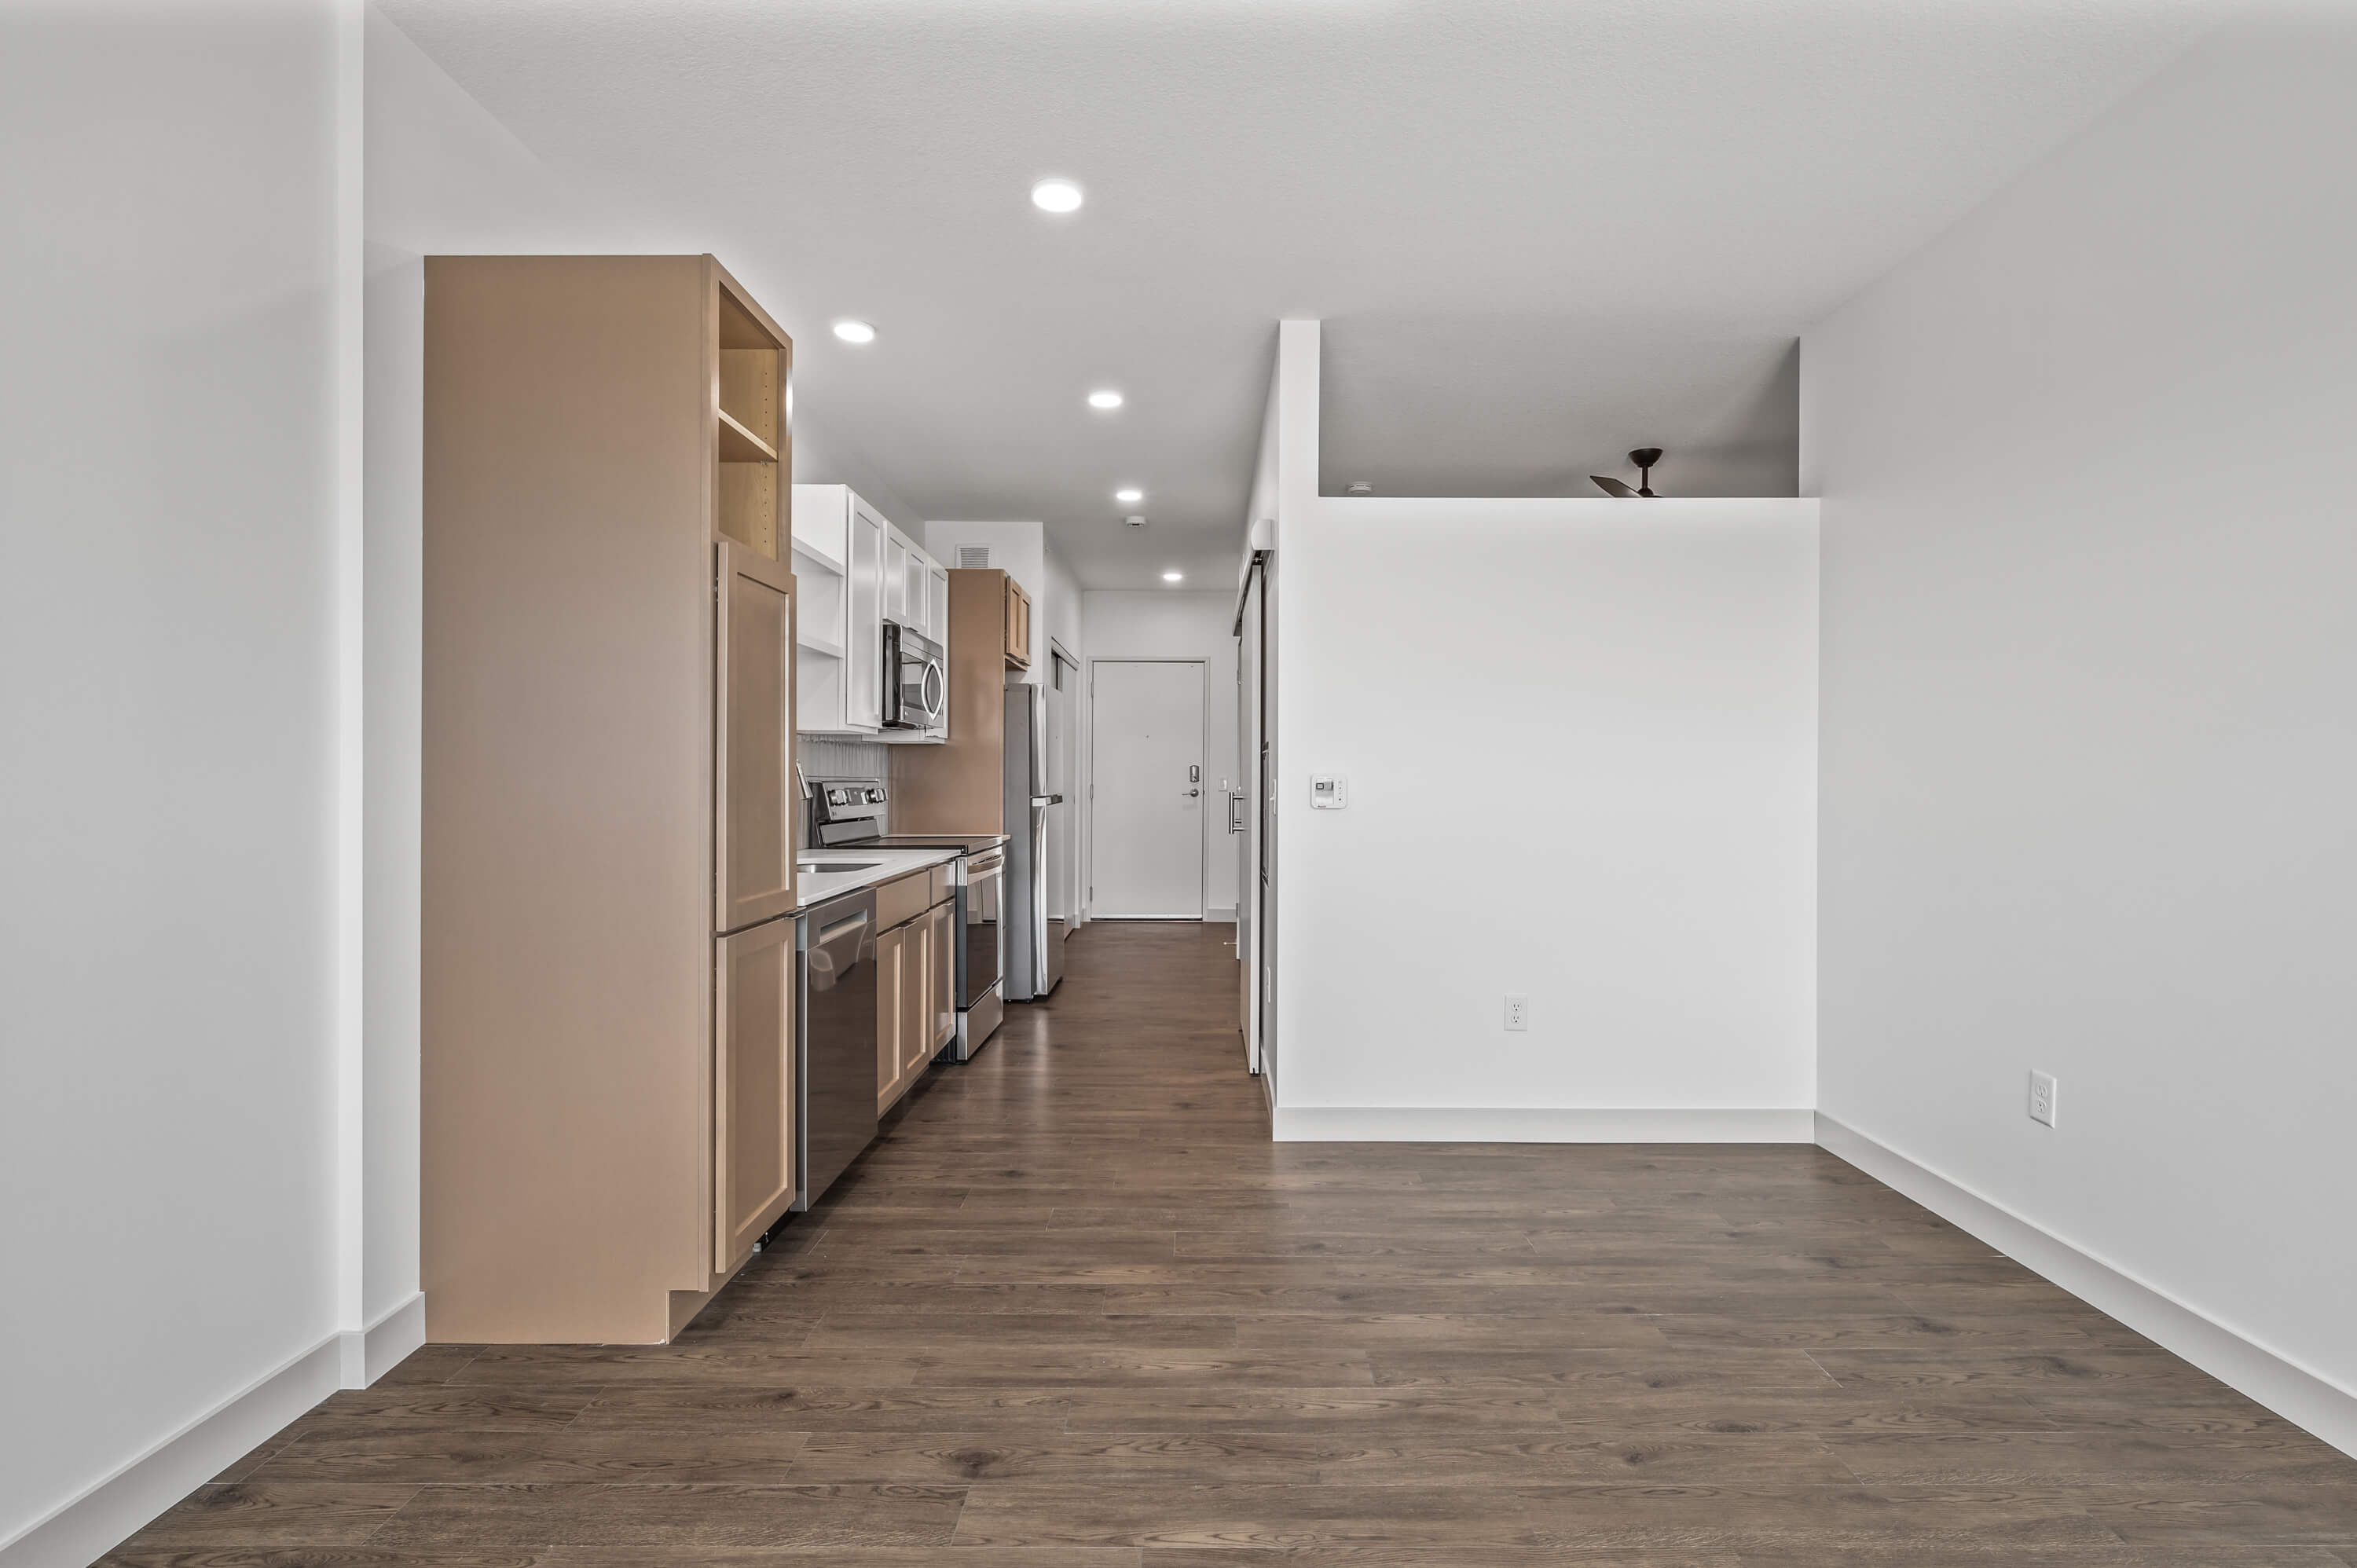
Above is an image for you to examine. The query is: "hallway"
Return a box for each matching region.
[112,922,2356,1562]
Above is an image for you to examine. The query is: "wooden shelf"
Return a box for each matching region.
[717,406,778,463]
[797,628,847,661]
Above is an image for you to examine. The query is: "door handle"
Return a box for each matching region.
[1186,789,1201,797]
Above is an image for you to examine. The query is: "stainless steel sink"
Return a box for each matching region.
[801,860,880,874]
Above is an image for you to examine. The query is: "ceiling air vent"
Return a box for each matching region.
[957,546,992,569]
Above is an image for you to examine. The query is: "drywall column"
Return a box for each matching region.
[1805,13,2357,1454]
[1,4,357,1561]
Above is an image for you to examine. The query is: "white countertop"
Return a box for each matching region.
[794,844,961,912]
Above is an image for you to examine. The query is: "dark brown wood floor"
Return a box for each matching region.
[113,922,2357,1565]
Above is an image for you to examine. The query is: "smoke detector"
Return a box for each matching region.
[1124,515,1147,529]
[1345,481,1373,496]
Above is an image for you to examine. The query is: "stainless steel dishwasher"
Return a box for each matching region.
[794,888,878,1209]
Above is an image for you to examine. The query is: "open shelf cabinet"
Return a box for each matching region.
[714,279,786,558]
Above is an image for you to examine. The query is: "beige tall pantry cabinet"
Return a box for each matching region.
[423,256,797,1344]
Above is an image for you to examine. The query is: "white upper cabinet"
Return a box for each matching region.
[794,490,946,742]
[876,523,950,746]
[903,543,932,638]
[845,501,884,731]
[790,483,884,735]
[883,525,913,628]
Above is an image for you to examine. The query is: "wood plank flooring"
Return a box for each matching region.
[110,922,2356,1565]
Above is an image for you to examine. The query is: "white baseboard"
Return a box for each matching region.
[0,1291,427,1568]
[358,1291,427,1386]
[0,1336,342,1568]
[1816,1112,2357,1462]
[1270,1106,1814,1143]
[1206,905,1237,923]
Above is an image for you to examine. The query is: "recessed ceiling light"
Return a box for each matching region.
[1115,487,1143,504]
[1161,570,1183,583]
[1031,178,1084,214]
[831,319,875,344]
[1087,390,1124,410]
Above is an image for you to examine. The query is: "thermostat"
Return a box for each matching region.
[1309,773,1348,810]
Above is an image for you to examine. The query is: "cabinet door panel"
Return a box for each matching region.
[905,551,930,636]
[884,529,911,625]
[876,924,903,1110]
[716,918,794,1269]
[847,504,884,731]
[717,542,795,932]
[929,902,955,1050]
[900,917,931,1078]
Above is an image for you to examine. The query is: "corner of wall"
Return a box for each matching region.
[1817,1114,2357,1461]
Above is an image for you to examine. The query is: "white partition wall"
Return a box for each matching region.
[1264,323,1820,1141]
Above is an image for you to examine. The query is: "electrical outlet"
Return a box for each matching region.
[2028,1070,2058,1128]
[1503,995,1530,1032]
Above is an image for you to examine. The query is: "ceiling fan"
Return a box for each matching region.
[1592,447,1664,498]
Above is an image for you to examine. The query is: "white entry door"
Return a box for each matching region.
[1091,660,1205,918]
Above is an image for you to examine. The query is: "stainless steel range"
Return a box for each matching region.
[806,778,1006,1059]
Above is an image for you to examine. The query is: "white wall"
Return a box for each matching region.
[1805,12,2357,1437]
[0,3,355,1560]
[1083,593,1243,920]
[1271,493,1819,1139]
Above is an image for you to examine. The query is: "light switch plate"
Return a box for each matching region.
[1309,773,1348,810]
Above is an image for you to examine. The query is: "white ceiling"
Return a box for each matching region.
[379,0,2220,587]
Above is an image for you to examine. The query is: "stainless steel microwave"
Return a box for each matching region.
[881,621,944,730]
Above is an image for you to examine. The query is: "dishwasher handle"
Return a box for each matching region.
[816,909,870,946]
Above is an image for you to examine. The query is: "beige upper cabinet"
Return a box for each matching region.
[1004,577,1033,670]
[713,281,786,559]
[716,542,797,934]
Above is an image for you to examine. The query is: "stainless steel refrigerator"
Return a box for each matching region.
[1003,683,1064,1000]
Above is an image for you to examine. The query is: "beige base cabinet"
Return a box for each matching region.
[927,899,957,1051]
[423,255,797,1345]
[875,869,959,1112]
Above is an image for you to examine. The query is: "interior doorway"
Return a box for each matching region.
[1089,659,1206,919]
